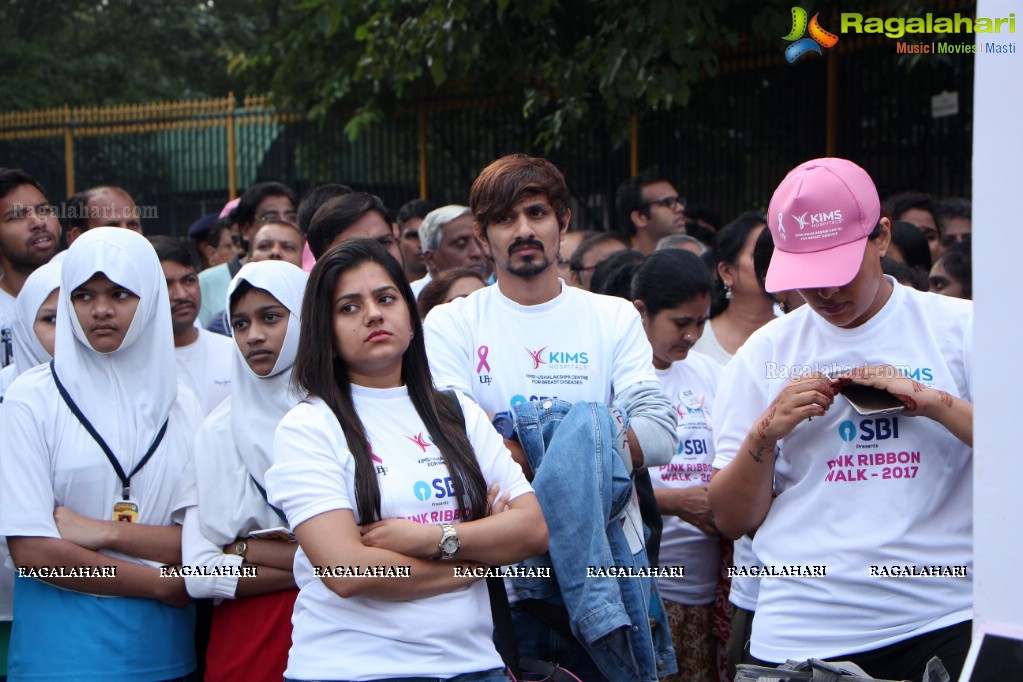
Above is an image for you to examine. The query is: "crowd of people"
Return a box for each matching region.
[0,154,973,682]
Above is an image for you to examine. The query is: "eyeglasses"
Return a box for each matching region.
[258,211,299,226]
[640,195,685,211]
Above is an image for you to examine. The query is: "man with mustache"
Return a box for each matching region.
[424,154,678,680]
[150,236,233,415]
[0,168,62,369]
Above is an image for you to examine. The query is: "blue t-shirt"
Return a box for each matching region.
[9,577,195,681]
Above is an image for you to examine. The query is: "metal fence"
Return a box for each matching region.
[0,29,974,237]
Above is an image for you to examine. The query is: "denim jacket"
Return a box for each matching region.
[510,398,677,680]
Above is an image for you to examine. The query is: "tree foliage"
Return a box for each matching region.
[0,0,267,110]
[230,0,766,149]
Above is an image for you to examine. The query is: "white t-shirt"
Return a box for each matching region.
[0,364,14,402]
[0,364,200,559]
[651,353,721,605]
[712,279,973,661]
[266,386,533,681]
[424,281,656,417]
[689,325,760,611]
[410,272,432,299]
[0,289,14,368]
[182,397,286,600]
[424,282,659,582]
[691,319,732,366]
[175,328,234,415]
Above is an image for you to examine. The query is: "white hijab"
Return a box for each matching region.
[55,228,176,467]
[226,260,307,488]
[12,260,62,377]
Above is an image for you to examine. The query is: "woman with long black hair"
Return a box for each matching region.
[266,239,547,682]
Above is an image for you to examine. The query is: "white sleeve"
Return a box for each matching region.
[960,304,973,402]
[267,404,356,528]
[712,346,770,471]
[0,379,60,540]
[608,303,677,467]
[182,506,244,600]
[424,303,474,397]
[459,395,533,502]
[611,303,660,391]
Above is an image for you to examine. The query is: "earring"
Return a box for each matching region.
[724,284,732,300]
[410,330,415,340]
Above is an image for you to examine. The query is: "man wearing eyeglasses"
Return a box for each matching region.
[616,171,687,255]
[0,168,63,370]
[198,181,298,326]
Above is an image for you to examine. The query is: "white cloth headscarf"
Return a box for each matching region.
[226,260,307,488]
[55,227,176,467]
[12,260,62,377]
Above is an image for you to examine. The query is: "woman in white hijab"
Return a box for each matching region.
[182,260,306,682]
[0,260,61,401]
[0,228,201,681]
[0,259,61,679]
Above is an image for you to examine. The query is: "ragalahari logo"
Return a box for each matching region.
[783,7,839,63]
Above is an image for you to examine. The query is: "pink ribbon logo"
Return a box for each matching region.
[476,345,491,373]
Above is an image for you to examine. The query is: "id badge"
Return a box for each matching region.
[113,499,140,523]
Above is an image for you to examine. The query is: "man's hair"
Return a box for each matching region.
[470,154,571,235]
[419,205,471,254]
[655,234,708,254]
[307,192,388,259]
[0,168,45,202]
[683,204,721,232]
[936,196,971,229]
[417,267,486,320]
[298,183,353,235]
[615,170,669,236]
[882,192,938,230]
[939,241,972,298]
[397,199,437,230]
[235,181,298,227]
[568,232,629,275]
[62,186,133,233]
[148,235,196,270]
[200,217,233,250]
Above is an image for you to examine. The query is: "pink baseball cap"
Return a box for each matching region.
[219,197,240,219]
[765,157,880,293]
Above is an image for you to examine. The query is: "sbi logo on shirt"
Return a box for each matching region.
[413,477,456,500]
[838,418,900,442]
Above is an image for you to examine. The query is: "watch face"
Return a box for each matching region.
[441,535,459,554]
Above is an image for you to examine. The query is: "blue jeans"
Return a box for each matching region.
[508,603,609,682]
[285,671,508,682]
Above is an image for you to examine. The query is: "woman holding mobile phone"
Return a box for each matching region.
[709,158,974,681]
[266,239,548,682]
[181,260,307,681]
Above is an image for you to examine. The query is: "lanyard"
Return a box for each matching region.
[50,361,168,500]
[248,474,289,526]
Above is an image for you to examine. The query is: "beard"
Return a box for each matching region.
[505,237,553,277]
[3,243,58,272]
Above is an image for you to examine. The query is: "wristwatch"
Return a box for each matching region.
[491,411,516,440]
[231,540,248,558]
[438,524,460,560]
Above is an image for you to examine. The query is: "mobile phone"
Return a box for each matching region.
[840,383,906,416]
[247,527,296,542]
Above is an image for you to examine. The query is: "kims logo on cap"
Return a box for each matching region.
[777,209,844,240]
